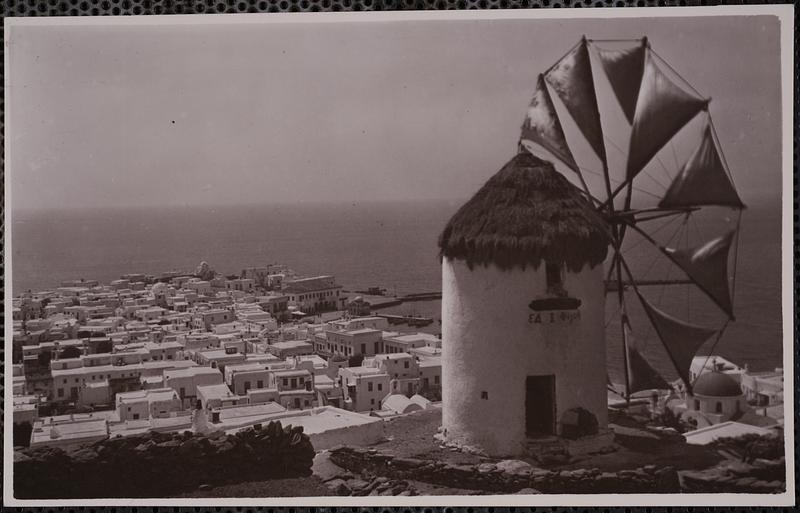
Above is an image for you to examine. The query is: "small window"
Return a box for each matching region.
[481,391,489,400]
[257,380,264,389]
[715,401,723,414]
[370,398,375,405]
[377,383,383,391]
[694,399,700,410]
[404,361,409,369]
[434,375,440,385]
[133,413,140,420]
[368,382,373,392]
[545,261,566,296]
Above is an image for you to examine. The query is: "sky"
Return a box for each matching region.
[6,13,784,211]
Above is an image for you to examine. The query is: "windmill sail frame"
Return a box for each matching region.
[518,36,745,400]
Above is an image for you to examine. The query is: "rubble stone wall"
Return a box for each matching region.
[14,421,315,499]
[328,446,680,494]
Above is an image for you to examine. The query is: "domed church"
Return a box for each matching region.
[681,370,746,428]
[438,152,611,456]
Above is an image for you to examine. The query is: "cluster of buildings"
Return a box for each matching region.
[11,266,442,450]
[666,356,784,445]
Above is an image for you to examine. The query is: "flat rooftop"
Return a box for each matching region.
[164,366,222,379]
[217,402,287,421]
[271,340,313,348]
[389,333,438,342]
[684,421,776,445]
[418,358,442,368]
[31,418,109,447]
[117,387,177,403]
[273,368,312,377]
[262,407,380,435]
[197,350,245,360]
[51,359,196,377]
[344,366,387,377]
[376,352,413,360]
[345,328,381,335]
[197,383,239,400]
[225,406,380,436]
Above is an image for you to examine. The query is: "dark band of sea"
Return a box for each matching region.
[11,198,783,382]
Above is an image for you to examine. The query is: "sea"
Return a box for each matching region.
[10,199,784,382]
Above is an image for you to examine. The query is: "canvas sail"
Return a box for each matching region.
[637,292,717,392]
[662,230,736,318]
[595,40,647,124]
[626,51,707,180]
[659,126,745,209]
[520,75,580,173]
[545,39,607,164]
[626,344,672,393]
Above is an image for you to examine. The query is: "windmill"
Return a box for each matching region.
[519,36,745,401]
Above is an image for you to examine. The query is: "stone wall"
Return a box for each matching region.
[328,446,680,494]
[14,421,315,499]
[681,457,785,493]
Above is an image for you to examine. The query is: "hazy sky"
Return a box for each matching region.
[7,14,783,210]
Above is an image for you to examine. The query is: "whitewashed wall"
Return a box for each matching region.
[441,257,607,456]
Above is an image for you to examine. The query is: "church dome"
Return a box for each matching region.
[438,152,610,272]
[692,371,742,397]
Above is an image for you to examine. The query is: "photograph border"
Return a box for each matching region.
[2,3,795,508]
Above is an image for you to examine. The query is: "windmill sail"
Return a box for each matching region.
[636,292,717,392]
[545,38,607,164]
[595,39,647,124]
[526,36,745,407]
[520,75,580,173]
[626,344,672,394]
[627,51,708,180]
[662,230,736,318]
[659,126,745,209]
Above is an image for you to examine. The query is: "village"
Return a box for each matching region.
[11,258,785,497]
[11,263,446,455]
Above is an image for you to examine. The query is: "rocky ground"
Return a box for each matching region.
[178,476,334,497]
[322,408,785,495]
[43,407,782,497]
[311,450,483,496]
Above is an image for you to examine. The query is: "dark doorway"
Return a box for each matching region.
[526,375,556,436]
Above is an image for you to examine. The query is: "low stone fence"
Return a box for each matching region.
[328,446,680,494]
[680,457,786,493]
[14,421,315,499]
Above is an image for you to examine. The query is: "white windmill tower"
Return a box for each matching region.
[438,152,611,456]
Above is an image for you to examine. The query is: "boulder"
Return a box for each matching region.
[477,463,497,474]
[391,457,425,469]
[325,478,351,496]
[496,459,534,476]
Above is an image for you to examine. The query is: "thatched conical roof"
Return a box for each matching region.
[439,152,611,272]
